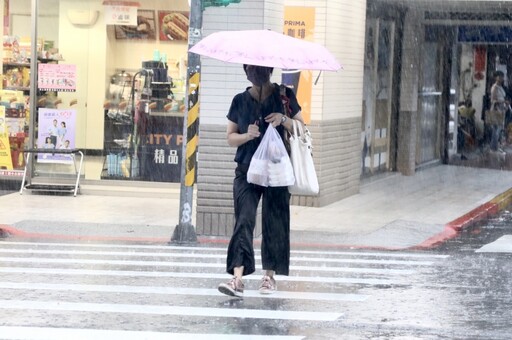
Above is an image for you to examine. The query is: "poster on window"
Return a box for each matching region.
[282,7,315,124]
[37,108,76,164]
[38,64,77,92]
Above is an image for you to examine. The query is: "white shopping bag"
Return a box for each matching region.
[247,124,295,187]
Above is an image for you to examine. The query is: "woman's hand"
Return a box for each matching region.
[265,112,285,127]
[247,121,261,140]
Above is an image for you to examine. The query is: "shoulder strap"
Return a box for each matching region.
[279,84,292,117]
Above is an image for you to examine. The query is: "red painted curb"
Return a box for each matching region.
[413,192,511,249]
[0,224,401,250]
[0,224,233,245]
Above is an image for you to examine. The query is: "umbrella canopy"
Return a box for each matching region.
[189,29,342,71]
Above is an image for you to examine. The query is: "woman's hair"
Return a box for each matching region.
[243,64,274,74]
[494,70,504,79]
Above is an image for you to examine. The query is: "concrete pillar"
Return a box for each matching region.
[397,8,422,176]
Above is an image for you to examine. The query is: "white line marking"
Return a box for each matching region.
[0,257,414,275]
[0,282,369,302]
[475,235,512,253]
[0,248,435,266]
[0,326,305,340]
[0,300,343,321]
[291,250,449,259]
[0,267,396,285]
[0,241,449,258]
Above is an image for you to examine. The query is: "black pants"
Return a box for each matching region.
[226,163,291,277]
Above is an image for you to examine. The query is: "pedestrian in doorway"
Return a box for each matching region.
[489,70,508,152]
[218,64,304,298]
[457,99,476,158]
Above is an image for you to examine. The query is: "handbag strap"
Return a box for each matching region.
[279,84,292,117]
[291,118,305,137]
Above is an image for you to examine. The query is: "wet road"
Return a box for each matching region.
[0,211,511,339]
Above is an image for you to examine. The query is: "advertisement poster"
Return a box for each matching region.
[0,106,13,170]
[115,10,156,40]
[282,7,316,124]
[158,11,189,41]
[37,108,76,164]
[38,64,77,92]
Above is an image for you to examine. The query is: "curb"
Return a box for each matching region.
[413,188,512,249]
[0,224,233,246]
[2,189,512,250]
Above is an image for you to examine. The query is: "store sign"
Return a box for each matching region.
[37,108,77,164]
[458,26,512,43]
[104,4,138,26]
[282,7,315,124]
[141,116,183,182]
[38,64,77,92]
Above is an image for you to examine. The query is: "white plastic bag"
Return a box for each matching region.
[288,120,319,195]
[247,124,295,187]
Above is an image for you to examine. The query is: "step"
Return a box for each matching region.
[79,180,190,199]
[24,184,76,196]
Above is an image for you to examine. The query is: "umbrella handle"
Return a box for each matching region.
[314,71,322,85]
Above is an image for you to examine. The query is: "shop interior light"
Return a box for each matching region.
[67,9,100,27]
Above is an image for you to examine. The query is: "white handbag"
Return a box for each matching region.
[288,119,319,195]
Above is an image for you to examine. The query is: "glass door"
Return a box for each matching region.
[417,41,442,165]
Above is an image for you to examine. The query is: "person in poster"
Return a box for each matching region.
[58,121,67,148]
[38,108,76,164]
[48,119,59,149]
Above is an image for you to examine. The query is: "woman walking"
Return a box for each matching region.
[218,64,304,297]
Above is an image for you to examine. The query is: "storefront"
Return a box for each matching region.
[364,0,512,176]
[0,0,190,186]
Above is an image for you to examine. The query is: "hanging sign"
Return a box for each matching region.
[282,7,316,124]
[38,64,77,92]
[103,1,139,25]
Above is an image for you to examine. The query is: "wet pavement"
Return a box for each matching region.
[1,208,511,340]
[1,168,512,338]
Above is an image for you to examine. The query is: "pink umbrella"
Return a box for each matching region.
[189,29,342,71]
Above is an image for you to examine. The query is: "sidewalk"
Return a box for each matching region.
[1,165,512,250]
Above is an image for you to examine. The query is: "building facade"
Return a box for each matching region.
[1,0,510,236]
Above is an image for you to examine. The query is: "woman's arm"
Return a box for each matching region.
[264,111,305,131]
[226,120,260,147]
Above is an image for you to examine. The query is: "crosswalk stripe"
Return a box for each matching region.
[0,241,449,259]
[475,235,512,253]
[0,256,415,275]
[292,249,449,259]
[0,248,435,266]
[0,300,344,321]
[0,282,369,302]
[0,267,397,285]
[0,326,306,340]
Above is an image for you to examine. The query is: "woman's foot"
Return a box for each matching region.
[259,275,276,294]
[218,277,244,298]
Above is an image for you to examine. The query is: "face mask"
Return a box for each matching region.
[246,66,271,86]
